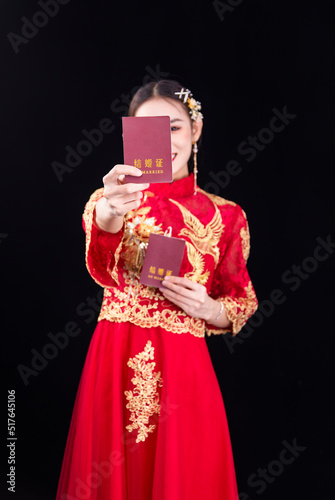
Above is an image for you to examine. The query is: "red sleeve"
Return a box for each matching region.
[82,188,124,288]
[205,205,258,337]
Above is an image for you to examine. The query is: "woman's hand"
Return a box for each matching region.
[95,165,149,233]
[160,276,231,328]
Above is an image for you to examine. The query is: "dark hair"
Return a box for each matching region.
[128,79,192,120]
[128,79,202,173]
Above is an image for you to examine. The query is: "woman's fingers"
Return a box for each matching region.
[160,276,210,318]
[100,164,150,217]
[161,276,201,294]
[160,286,194,307]
[103,164,143,182]
[103,166,149,196]
[113,182,150,196]
[108,189,143,206]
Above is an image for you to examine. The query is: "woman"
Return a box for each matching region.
[56,79,258,499]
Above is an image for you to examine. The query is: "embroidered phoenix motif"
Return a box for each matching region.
[169,198,224,266]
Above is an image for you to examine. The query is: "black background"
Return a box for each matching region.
[1,0,334,499]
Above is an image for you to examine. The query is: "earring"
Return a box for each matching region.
[192,142,198,195]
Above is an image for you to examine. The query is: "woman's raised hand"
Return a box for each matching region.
[95,165,149,233]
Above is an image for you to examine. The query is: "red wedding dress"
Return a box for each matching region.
[56,173,258,500]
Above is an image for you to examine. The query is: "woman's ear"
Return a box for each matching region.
[192,117,203,142]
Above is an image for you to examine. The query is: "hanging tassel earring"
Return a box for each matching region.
[192,141,198,195]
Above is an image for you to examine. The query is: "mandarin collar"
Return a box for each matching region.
[147,173,194,199]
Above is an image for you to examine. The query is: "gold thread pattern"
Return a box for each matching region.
[124,341,163,443]
[108,238,123,285]
[99,284,205,338]
[169,198,224,266]
[83,187,257,340]
[122,205,164,277]
[83,188,123,287]
[240,225,250,263]
[198,188,237,207]
[184,241,210,285]
[211,281,258,336]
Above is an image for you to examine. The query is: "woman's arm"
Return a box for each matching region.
[95,196,124,233]
[94,164,150,233]
[160,204,258,336]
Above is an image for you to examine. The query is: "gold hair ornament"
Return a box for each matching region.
[174,88,203,121]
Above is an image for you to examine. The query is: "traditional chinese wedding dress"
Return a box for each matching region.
[56,173,257,500]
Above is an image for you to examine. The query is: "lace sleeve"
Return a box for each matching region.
[205,205,258,337]
[82,189,124,288]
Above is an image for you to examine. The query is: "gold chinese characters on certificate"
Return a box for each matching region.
[140,233,185,287]
[123,116,173,184]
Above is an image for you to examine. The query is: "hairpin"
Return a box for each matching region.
[175,88,203,121]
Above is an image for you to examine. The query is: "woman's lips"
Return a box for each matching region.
[172,153,177,161]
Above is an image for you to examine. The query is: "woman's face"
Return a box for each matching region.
[134,97,202,180]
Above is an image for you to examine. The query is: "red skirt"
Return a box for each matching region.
[56,320,238,499]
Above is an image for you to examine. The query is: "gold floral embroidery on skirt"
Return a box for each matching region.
[124,340,163,443]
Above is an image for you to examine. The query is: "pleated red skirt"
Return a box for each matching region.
[56,320,238,499]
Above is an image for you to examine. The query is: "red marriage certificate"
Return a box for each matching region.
[122,116,173,184]
[140,233,185,287]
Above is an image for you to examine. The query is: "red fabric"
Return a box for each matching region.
[83,173,257,337]
[56,321,238,500]
[56,174,257,499]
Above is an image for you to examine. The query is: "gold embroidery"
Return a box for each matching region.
[240,225,250,262]
[122,206,164,277]
[83,188,123,287]
[108,238,123,285]
[213,281,258,336]
[184,242,210,285]
[99,284,205,337]
[84,189,256,340]
[198,189,236,207]
[124,341,163,443]
[169,198,224,266]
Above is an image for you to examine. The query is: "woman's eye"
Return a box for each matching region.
[171,126,180,132]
